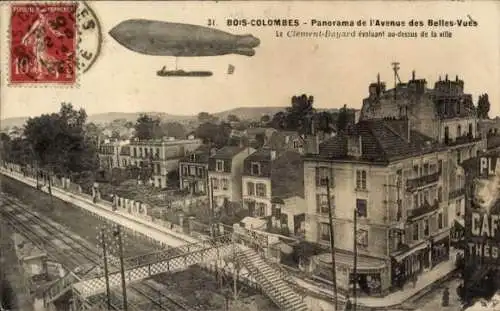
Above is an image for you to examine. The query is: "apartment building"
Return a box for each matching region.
[208,146,255,209]
[129,136,202,188]
[242,149,303,217]
[304,119,450,295]
[98,140,130,170]
[359,70,482,229]
[178,145,212,195]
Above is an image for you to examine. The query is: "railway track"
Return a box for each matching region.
[0,194,192,311]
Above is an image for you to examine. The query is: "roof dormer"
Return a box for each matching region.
[347,135,362,158]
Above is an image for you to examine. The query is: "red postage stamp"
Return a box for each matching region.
[10,3,77,85]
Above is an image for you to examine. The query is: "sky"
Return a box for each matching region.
[1,1,499,120]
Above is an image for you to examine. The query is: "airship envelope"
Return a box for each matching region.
[109,19,261,57]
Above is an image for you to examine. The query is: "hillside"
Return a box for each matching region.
[0,106,289,129]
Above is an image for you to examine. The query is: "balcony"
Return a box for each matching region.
[407,199,440,220]
[449,188,465,200]
[406,171,440,191]
[445,133,482,147]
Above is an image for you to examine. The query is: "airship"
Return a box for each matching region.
[109,19,261,57]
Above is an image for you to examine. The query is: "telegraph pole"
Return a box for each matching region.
[325,176,338,310]
[209,177,215,237]
[353,208,358,311]
[99,228,112,310]
[113,225,128,311]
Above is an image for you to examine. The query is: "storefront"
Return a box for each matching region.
[391,242,430,289]
[311,251,389,296]
[431,231,450,266]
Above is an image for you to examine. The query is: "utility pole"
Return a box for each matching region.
[113,225,128,311]
[209,177,215,237]
[325,176,338,311]
[353,208,358,311]
[99,228,112,310]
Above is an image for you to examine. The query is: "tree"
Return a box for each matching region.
[161,122,187,139]
[260,114,270,124]
[134,114,162,140]
[285,94,315,133]
[198,112,216,123]
[111,129,121,139]
[336,104,349,132]
[270,111,287,130]
[477,93,490,119]
[195,122,232,148]
[316,111,335,133]
[23,102,98,175]
[227,114,240,122]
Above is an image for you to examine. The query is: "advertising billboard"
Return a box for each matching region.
[464,155,500,266]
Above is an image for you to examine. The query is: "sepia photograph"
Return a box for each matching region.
[0,1,499,311]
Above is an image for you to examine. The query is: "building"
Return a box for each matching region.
[303,119,451,295]
[208,146,256,209]
[98,140,129,170]
[178,145,212,195]
[244,127,277,147]
[359,70,484,229]
[265,131,306,154]
[118,145,131,167]
[242,149,304,218]
[129,136,202,188]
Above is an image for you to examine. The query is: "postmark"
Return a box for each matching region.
[7,1,102,87]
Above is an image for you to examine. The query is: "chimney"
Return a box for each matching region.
[456,75,459,82]
[377,73,380,85]
[270,150,277,161]
[412,70,415,80]
[445,74,448,81]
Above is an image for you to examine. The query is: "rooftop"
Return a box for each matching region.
[211,146,246,160]
[309,119,445,164]
[180,145,211,164]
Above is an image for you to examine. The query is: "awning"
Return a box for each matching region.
[432,230,450,243]
[393,242,430,262]
[315,251,387,272]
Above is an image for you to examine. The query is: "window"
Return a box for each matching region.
[438,187,442,202]
[468,124,473,136]
[424,219,429,236]
[145,148,149,157]
[413,223,419,241]
[457,125,462,137]
[133,148,137,157]
[438,212,444,229]
[247,182,255,196]
[319,223,330,242]
[212,178,219,190]
[423,163,429,175]
[156,164,161,174]
[316,167,334,187]
[356,229,368,248]
[256,183,267,197]
[189,166,196,176]
[182,165,188,175]
[222,178,229,190]
[457,151,461,164]
[413,194,419,208]
[216,160,224,172]
[316,194,332,214]
[256,203,266,217]
[438,160,443,174]
[456,200,462,216]
[251,162,261,175]
[190,154,196,161]
[356,170,367,190]
[413,165,419,176]
[356,199,367,217]
[293,140,300,149]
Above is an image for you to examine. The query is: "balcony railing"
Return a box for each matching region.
[407,199,440,219]
[445,133,482,147]
[406,171,440,190]
[449,188,466,200]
